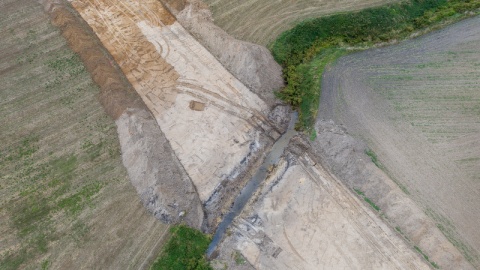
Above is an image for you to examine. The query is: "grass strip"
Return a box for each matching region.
[270,0,480,131]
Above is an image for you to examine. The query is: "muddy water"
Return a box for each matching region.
[207,112,298,257]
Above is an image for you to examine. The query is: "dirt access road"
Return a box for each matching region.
[320,16,480,267]
[70,0,277,206]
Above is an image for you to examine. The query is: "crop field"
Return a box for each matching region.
[0,0,168,269]
[203,0,396,45]
[319,16,480,267]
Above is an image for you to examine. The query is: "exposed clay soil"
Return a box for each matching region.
[319,16,480,268]
[41,0,144,120]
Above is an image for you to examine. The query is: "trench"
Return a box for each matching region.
[206,112,298,257]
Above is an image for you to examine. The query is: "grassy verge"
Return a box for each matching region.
[150,225,212,270]
[270,0,480,131]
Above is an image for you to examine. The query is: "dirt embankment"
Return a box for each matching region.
[162,0,285,107]
[38,0,204,228]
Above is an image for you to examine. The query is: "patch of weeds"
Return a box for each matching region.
[364,197,381,212]
[233,250,246,265]
[51,155,77,179]
[151,225,212,270]
[354,188,380,212]
[32,232,49,253]
[41,259,50,270]
[414,246,439,269]
[70,221,90,245]
[0,249,28,270]
[354,188,365,196]
[10,194,52,238]
[47,54,85,78]
[309,129,317,141]
[10,135,40,161]
[57,182,103,216]
[365,149,381,168]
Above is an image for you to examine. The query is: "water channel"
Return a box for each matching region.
[206,112,298,257]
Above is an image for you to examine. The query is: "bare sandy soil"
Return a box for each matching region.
[213,148,432,270]
[320,16,480,267]
[0,0,170,268]
[203,0,397,46]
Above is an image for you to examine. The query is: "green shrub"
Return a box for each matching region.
[151,225,212,270]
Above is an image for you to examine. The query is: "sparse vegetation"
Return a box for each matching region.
[150,225,213,270]
[425,208,478,265]
[271,0,480,130]
[354,188,381,211]
[414,246,439,269]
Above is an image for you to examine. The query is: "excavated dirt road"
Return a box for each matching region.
[68,0,280,229]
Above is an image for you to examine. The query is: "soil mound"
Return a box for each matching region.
[45,3,143,119]
[163,0,285,107]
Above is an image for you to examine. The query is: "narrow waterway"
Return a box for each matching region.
[206,112,298,257]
